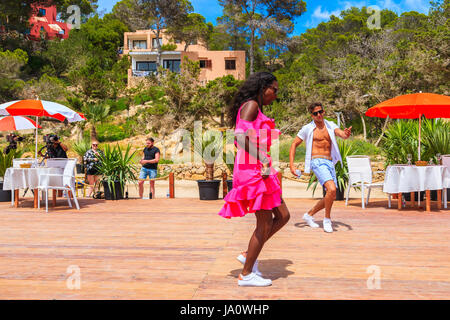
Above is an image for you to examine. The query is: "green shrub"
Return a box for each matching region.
[97,123,128,142]
[107,98,128,112]
[381,118,449,166]
[277,138,306,162]
[351,139,380,156]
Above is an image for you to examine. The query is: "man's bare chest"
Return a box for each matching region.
[313,127,331,142]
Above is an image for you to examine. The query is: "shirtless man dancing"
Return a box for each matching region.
[289,102,352,233]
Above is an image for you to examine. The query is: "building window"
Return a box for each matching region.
[225,59,236,70]
[136,61,157,72]
[38,8,46,17]
[152,38,163,48]
[59,29,65,35]
[199,60,212,68]
[163,59,181,73]
[133,40,147,49]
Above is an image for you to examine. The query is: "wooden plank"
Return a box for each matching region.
[0,198,449,299]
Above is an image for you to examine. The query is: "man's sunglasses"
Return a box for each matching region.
[312,110,324,116]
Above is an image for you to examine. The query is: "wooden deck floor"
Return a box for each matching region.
[0,197,448,299]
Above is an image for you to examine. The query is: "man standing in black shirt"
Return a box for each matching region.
[139,137,160,199]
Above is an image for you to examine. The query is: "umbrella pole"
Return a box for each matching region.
[418,114,421,161]
[35,116,38,162]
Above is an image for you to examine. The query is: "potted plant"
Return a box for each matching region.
[72,138,91,174]
[194,131,222,200]
[307,139,356,200]
[96,143,138,200]
[0,149,23,202]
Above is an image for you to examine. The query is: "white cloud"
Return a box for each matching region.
[312,6,342,20]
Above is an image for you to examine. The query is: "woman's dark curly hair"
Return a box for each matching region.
[228,72,277,127]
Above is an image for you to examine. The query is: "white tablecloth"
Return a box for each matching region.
[383,165,450,194]
[2,167,64,190]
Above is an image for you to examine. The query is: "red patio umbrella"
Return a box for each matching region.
[0,100,86,160]
[0,116,42,131]
[365,93,450,160]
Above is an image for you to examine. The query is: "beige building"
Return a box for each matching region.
[121,29,246,87]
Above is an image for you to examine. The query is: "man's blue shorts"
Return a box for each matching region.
[311,158,337,187]
[139,167,157,180]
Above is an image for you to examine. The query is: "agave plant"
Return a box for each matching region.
[382,120,419,166]
[421,119,450,163]
[307,139,357,195]
[96,144,138,198]
[72,138,91,164]
[0,149,24,180]
[193,131,223,181]
[382,119,450,165]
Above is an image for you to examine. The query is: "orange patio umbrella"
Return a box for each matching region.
[0,99,86,160]
[0,116,42,131]
[365,93,450,160]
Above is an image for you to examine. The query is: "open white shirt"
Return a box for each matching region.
[297,119,343,173]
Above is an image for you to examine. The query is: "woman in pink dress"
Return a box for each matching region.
[218,72,291,287]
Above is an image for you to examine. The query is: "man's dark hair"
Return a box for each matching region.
[147,137,154,143]
[308,102,323,113]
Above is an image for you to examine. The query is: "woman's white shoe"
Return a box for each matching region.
[238,272,272,287]
[237,254,262,276]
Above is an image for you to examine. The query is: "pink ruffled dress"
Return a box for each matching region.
[218,105,282,219]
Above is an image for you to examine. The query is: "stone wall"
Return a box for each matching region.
[158,161,386,182]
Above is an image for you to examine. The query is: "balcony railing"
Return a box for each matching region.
[132,70,157,77]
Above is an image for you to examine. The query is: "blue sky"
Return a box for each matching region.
[96,0,432,35]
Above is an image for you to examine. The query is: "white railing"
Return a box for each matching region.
[132,70,157,77]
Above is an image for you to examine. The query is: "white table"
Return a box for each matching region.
[3,167,63,208]
[383,165,450,211]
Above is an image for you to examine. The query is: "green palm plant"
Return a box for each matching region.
[307,139,357,196]
[193,131,223,180]
[382,120,418,166]
[72,138,91,165]
[0,149,24,180]
[421,119,450,163]
[96,143,138,199]
[82,103,111,141]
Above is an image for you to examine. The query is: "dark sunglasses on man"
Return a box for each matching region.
[312,109,324,116]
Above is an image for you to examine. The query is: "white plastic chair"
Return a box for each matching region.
[38,158,80,212]
[46,158,69,169]
[346,155,390,209]
[442,155,450,209]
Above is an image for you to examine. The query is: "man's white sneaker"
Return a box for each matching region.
[237,254,262,276]
[323,219,333,233]
[303,213,319,228]
[237,253,246,264]
[238,272,272,287]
